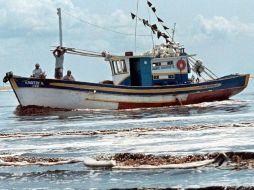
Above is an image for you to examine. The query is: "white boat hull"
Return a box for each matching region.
[15,88,187,110]
[5,74,249,110]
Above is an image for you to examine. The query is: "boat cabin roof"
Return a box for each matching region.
[109,54,196,62]
[109,55,154,61]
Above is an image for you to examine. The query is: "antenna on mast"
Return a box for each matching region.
[57,8,63,47]
[172,23,176,42]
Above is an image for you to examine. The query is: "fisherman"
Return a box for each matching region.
[63,70,75,81]
[53,46,66,79]
[31,63,43,78]
[191,75,195,83]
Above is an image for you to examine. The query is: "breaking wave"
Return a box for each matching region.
[0,123,253,139]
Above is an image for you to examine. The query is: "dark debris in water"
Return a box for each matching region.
[0,155,79,166]
[0,156,65,163]
[226,152,254,169]
[110,152,254,169]
[0,152,254,169]
[15,105,71,116]
[112,153,209,166]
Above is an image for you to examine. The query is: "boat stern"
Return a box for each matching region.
[243,74,250,88]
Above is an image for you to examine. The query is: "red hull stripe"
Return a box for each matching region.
[118,87,245,109]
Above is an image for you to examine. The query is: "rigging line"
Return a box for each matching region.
[189,57,214,80]
[201,66,217,79]
[63,10,150,37]
[154,12,172,39]
[189,57,218,78]
[134,0,140,53]
[66,48,102,55]
[69,50,101,56]
[202,65,218,78]
[67,51,102,57]
[51,46,103,55]
[66,51,102,58]
[51,48,103,57]
[133,15,170,44]
[203,70,215,80]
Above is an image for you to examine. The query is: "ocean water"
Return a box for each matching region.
[0,80,253,189]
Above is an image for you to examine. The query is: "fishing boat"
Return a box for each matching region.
[3,3,250,110]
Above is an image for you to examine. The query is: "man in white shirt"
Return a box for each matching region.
[32,63,43,78]
[53,46,66,79]
[63,70,75,81]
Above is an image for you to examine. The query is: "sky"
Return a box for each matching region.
[1,0,254,83]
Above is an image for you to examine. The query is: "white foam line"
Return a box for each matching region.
[0,123,253,141]
[184,99,249,107]
[54,112,254,128]
[1,127,253,155]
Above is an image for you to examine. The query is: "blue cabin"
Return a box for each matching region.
[108,50,191,87]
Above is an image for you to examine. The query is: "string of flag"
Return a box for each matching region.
[131,0,174,44]
[147,1,171,34]
[130,12,172,44]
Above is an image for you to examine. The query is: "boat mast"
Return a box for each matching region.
[134,0,139,53]
[57,8,63,47]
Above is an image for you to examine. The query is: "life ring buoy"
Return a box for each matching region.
[176,60,186,71]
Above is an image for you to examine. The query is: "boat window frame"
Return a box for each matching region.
[153,75,159,80]
[153,62,161,67]
[167,61,174,66]
[110,60,128,75]
[110,61,116,75]
[168,74,175,79]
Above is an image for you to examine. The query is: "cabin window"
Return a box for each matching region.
[168,75,175,79]
[153,62,161,67]
[114,61,120,74]
[153,76,159,80]
[110,61,116,75]
[167,61,174,69]
[110,60,127,75]
[119,60,127,73]
[110,62,115,75]
[167,61,174,66]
